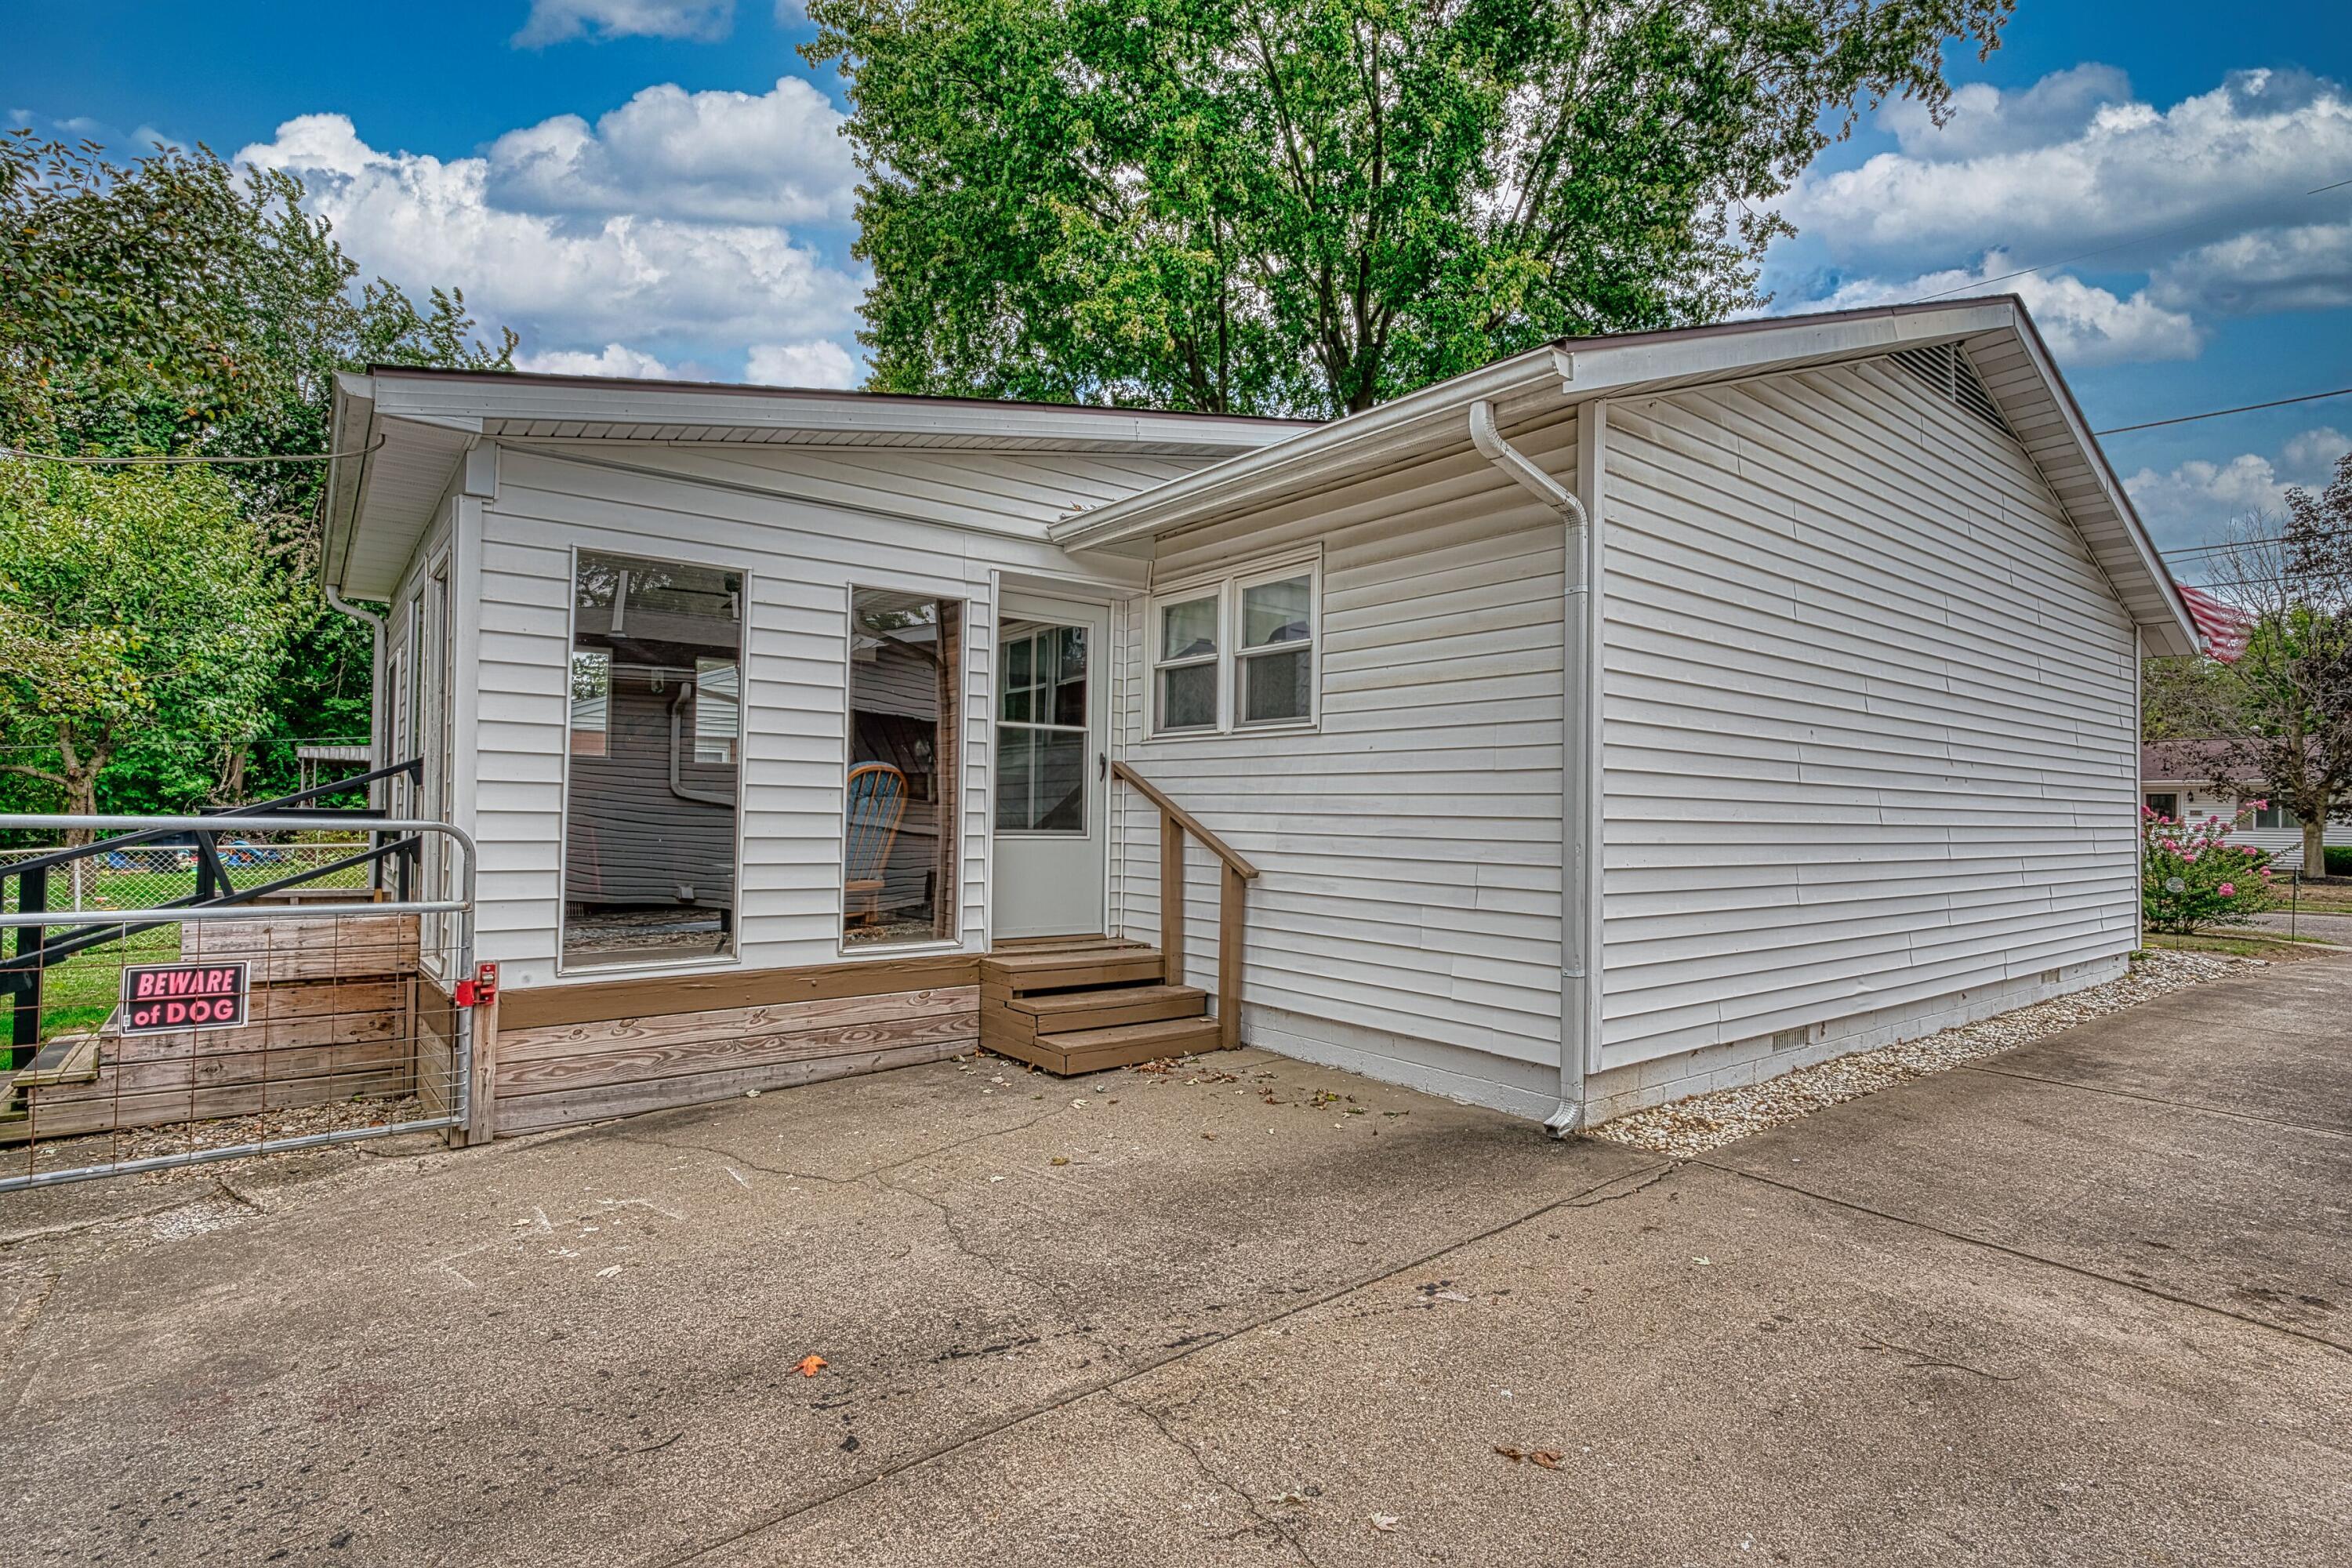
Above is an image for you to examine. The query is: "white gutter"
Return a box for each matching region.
[1468,398,1600,1136]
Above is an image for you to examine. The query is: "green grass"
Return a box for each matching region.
[2144,931,2331,961]
[35,924,182,1038]
[7,840,374,1055]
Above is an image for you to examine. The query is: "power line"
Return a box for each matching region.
[2096,387,2352,435]
[2165,527,2352,560]
[0,434,383,466]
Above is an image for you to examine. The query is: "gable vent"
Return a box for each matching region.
[1889,343,2013,440]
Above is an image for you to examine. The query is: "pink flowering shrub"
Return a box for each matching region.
[2143,802,2275,934]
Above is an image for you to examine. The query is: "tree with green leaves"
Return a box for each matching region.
[804,0,2012,416]
[0,462,295,836]
[0,131,512,814]
[2155,455,2352,880]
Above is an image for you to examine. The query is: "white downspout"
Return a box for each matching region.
[1469,398,1599,1135]
[323,583,387,809]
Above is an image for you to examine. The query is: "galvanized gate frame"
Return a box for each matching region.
[0,813,477,1192]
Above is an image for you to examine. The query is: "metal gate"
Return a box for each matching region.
[1,811,477,1192]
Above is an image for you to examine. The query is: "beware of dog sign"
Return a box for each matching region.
[120,961,250,1034]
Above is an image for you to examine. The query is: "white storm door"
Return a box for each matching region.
[992,597,1110,939]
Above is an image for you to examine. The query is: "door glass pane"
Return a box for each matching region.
[1001,635,1032,722]
[1240,646,1312,724]
[1161,595,1218,660]
[1159,662,1217,730]
[564,551,742,967]
[1241,575,1311,648]
[1051,626,1088,726]
[996,621,1089,833]
[847,590,962,947]
[995,726,1087,833]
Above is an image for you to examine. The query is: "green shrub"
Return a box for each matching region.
[2143,803,2274,934]
[2327,846,2352,878]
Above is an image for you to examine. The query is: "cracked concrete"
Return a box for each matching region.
[4,957,2350,1566]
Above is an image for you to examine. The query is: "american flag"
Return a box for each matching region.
[2176,583,2252,663]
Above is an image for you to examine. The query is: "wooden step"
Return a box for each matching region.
[1011,983,1207,1035]
[984,1014,1221,1076]
[11,1033,103,1090]
[980,948,1163,996]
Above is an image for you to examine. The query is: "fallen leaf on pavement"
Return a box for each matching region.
[1370,1514,1402,1534]
[1493,1446,1524,1462]
[1530,1450,1563,1470]
[794,1355,827,1377]
[1050,1156,1071,1167]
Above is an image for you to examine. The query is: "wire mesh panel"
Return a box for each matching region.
[0,811,472,1192]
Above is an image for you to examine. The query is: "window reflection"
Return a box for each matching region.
[563,552,742,967]
[847,590,962,946]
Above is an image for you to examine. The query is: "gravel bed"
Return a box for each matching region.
[9,1096,433,1187]
[1587,948,2256,1157]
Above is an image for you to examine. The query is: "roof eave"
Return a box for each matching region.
[1051,347,1575,550]
[1999,311,2201,658]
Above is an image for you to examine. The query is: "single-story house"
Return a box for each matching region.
[321,296,2203,1137]
[2142,740,2350,871]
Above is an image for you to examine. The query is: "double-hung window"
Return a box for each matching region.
[1150,554,1319,736]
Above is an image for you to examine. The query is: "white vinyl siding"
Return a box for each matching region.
[469,443,1150,987]
[1595,357,2140,1066]
[1114,422,1573,1068]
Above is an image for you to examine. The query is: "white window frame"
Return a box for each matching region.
[995,619,1095,840]
[554,544,750,979]
[1147,547,1321,739]
[837,581,971,959]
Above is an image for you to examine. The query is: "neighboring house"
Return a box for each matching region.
[323,296,2201,1136]
[2142,740,2351,871]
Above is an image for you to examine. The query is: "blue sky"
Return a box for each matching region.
[9,1,2349,565]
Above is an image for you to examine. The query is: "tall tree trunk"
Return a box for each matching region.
[2307,817,2332,881]
[56,733,107,847]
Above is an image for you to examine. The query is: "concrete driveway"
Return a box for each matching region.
[4,954,2348,1566]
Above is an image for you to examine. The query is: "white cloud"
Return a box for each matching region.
[2151,223,2352,317]
[1802,257,2203,366]
[485,77,855,227]
[2283,426,2352,479]
[1877,64,2134,162]
[2124,426,2352,543]
[238,113,861,354]
[745,339,858,388]
[1783,67,2352,273]
[514,0,734,47]
[516,343,677,379]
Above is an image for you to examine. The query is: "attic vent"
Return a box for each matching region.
[1889,343,2013,440]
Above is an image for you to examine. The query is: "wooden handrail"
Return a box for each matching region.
[1111,760,1254,1051]
[1110,762,1259,879]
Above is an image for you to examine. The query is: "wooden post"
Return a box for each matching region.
[462,990,499,1146]
[1218,862,1245,1051]
[1160,808,1185,982]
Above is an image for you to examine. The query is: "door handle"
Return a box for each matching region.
[1098,751,1108,781]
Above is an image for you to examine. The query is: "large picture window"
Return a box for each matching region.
[1150,555,1319,736]
[845,589,963,948]
[563,550,742,968]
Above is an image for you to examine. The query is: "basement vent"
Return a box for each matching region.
[1889,343,2013,440]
